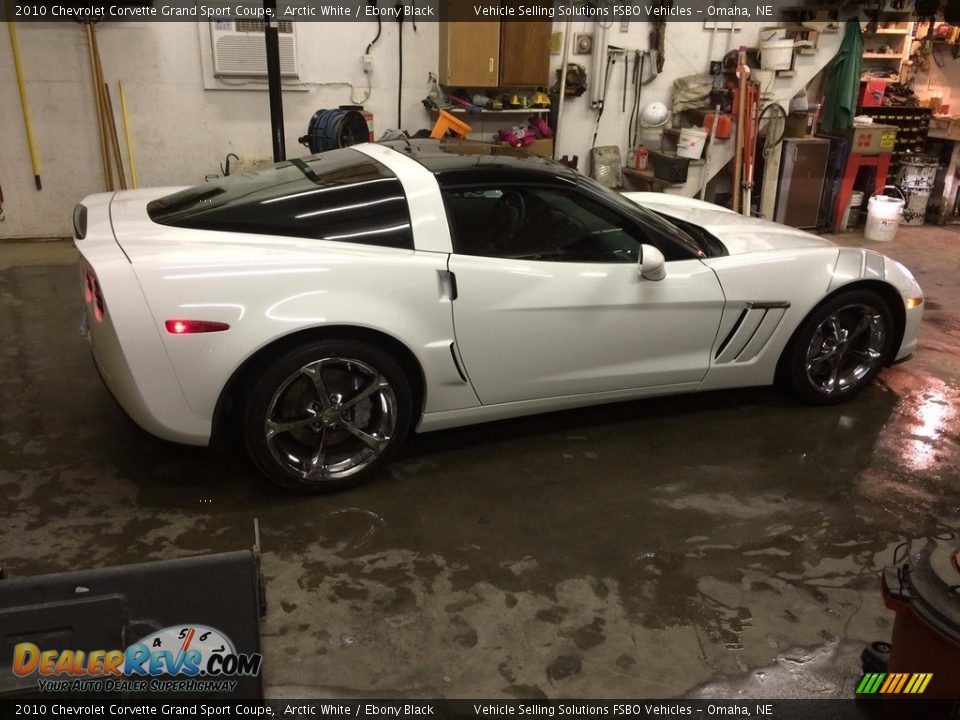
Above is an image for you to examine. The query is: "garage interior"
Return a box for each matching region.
[2,2,960,701]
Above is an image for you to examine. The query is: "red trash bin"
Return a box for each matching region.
[880,535,960,700]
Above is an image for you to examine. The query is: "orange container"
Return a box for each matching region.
[703,113,732,140]
[430,110,471,139]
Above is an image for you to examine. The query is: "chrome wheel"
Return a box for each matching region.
[804,303,887,396]
[264,357,397,483]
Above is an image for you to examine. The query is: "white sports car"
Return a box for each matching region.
[74,139,924,491]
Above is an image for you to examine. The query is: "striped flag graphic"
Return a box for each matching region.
[856,672,933,694]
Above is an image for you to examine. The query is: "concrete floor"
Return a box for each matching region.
[1,225,958,699]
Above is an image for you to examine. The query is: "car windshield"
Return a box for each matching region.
[578,175,710,257]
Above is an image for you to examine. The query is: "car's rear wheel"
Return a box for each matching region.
[782,289,894,404]
[243,340,412,492]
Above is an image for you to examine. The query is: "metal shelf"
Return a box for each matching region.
[437,108,550,115]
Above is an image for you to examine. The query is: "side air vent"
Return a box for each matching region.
[714,302,790,364]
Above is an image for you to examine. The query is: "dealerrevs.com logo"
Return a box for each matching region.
[13,624,262,693]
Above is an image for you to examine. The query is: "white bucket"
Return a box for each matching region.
[842,190,865,230]
[759,39,795,71]
[640,123,664,150]
[754,69,775,96]
[677,127,708,159]
[760,28,788,42]
[864,187,905,242]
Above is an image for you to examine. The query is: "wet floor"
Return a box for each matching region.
[1,227,958,698]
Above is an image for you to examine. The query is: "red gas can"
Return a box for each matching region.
[703,113,732,140]
[633,145,649,171]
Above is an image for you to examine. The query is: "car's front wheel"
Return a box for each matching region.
[782,289,895,404]
[243,340,412,492]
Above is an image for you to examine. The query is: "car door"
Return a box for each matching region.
[444,183,726,405]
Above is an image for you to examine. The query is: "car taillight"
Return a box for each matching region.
[81,264,105,322]
[93,282,105,322]
[165,320,230,335]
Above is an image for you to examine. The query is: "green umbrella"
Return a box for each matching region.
[820,19,864,132]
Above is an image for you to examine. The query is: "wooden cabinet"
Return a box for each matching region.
[439,10,551,88]
[439,20,500,87]
[499,20,552,86]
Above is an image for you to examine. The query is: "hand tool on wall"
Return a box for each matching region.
[7,21,42,190]
[733,46,747,214]
[118,80,138,188]
[84,22,113,190]
[103,83,127,189]
[741,80,760,215]
[591,46,626,149]
[699,104,721,201]
[649,0,670,73]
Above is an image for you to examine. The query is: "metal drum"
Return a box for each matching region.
[897,156,939,226]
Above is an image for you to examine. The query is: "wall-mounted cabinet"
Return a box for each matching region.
[498,10,552,86]
[438,8,551,87]
[439,20,501,87]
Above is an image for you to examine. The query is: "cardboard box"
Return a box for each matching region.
[525,138,554,158]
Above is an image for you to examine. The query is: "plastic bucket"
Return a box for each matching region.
[842,190,865,230]
[640,123,664,150]
[759,39,795,71]
[753,69,775,96]
[677,127,708,159]
[864,186,905,242]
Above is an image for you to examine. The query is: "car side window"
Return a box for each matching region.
[148,152,414,249]
[443,186,645,263]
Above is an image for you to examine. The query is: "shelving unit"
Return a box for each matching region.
[441,108,549,115]
[858,106,933,185]
[861,13,915,82]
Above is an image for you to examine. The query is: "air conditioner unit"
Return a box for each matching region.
[209,20,299,78]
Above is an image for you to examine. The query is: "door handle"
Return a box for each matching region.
[439,270,458,301]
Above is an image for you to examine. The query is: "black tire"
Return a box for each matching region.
[780,289,895,405]
[243,339,412,492]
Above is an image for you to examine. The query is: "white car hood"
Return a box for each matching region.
[622,192,836,255]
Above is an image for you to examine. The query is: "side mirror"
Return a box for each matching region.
[638,244,666,281]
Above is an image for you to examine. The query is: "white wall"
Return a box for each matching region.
[1,20,437,238]
[549,22,764,164]
[1,20,772,238]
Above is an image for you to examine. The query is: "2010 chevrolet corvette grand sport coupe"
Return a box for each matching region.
[73,139,924,491]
